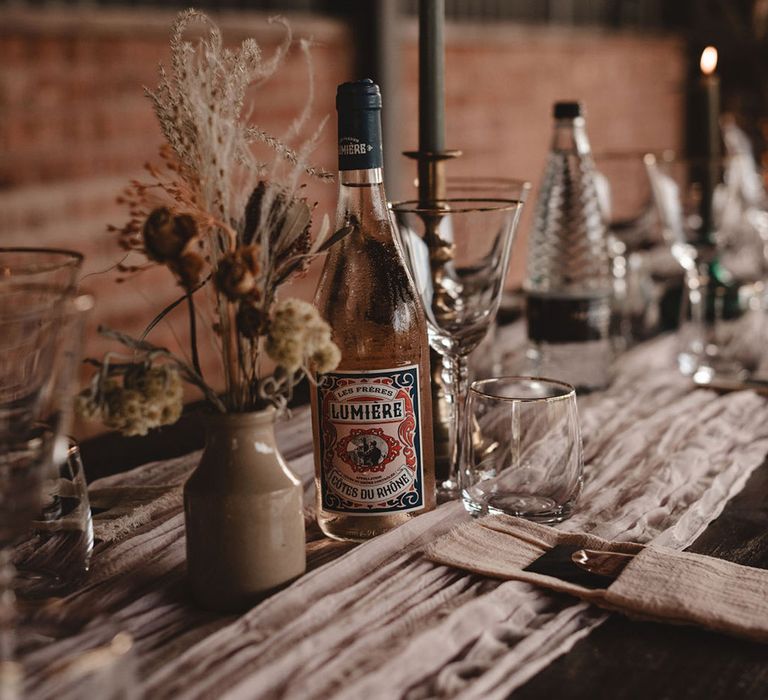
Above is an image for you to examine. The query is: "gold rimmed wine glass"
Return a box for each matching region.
[391,188,529,501]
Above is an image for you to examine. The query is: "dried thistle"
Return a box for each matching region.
[236,302,267,339]
[143,208,197,263]
[215,245,261,301]
[172,250,206,289]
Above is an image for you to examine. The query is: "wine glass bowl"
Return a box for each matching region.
[0,284,92,527]
[392,198,527,355]
[391,191,528,500]
[0,285,70,439]
[0,248,82,290]
[441,178,532,378]
[0,431,53,548]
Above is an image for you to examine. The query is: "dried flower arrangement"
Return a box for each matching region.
[77,10,345,436]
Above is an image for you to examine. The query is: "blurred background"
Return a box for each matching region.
[2,0,767,424]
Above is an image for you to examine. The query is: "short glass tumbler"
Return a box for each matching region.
[461,377,583,522]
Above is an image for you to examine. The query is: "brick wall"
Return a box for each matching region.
[406,22,686,279]
[0,8,350,423]
[0,8,685,432]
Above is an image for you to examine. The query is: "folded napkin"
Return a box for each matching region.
[425,515,768,643]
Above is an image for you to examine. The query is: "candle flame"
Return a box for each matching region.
[700,46,718,75]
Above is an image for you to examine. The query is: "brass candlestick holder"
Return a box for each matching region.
[403,147,461,498]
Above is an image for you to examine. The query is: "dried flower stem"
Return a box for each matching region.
[245,127,334,181]
[187,293,202,378]
[139,276,209,344]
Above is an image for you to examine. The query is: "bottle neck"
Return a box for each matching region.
[552,117,591,154]
[336,167,390,238]
[340,168,384,187]
[336,106,388,232]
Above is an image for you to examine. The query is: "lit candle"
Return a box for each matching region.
[699,46,720,241]
[418,0,445,154]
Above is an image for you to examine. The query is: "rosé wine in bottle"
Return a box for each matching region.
[311,80,435,541]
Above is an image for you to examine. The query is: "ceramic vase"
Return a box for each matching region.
[184,408,306,612]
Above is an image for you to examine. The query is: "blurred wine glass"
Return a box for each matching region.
[645,152,767,379]
[0,249,93,599]
[391,191,528,501]
[13,438,93,599]
[0,249,82,290]
[594,152,672,347]
[0,283,92,699]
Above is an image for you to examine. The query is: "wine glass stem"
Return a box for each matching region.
[0,548,18,700]
[443,352,469,498]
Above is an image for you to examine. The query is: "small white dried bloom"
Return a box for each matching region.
[79,363,185,437]
[267,299,309,342]
[121,419,151,438]
[74,393,101,422]
[266,298,340,375]
[126,365,183,401]
[266,335,304,373]
[266,299,317,368]
[304,320,332,351]
[161,401,183,425]
[143,403,164,426]
[310,343,341,374]
[121,390,145,420]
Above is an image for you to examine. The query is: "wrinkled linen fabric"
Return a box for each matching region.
[425,516,768,643]
[25,334,768,700]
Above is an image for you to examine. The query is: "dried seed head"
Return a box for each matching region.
[143,208,197,262]
[214,244,261,301]
[173,251,205,289]
[236,302,267,339]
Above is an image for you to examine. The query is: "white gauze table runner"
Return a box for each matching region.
[32,334,768,700]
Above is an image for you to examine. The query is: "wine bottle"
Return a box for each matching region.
[311,80,435,541]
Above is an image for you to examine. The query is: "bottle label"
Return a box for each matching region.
[317,365,425,515]
[338,109,383,171]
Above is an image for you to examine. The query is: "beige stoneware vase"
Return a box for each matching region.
[184,408,306,612]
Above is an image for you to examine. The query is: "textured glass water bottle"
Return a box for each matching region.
[525,101,612,391]
[311,80,435,541]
